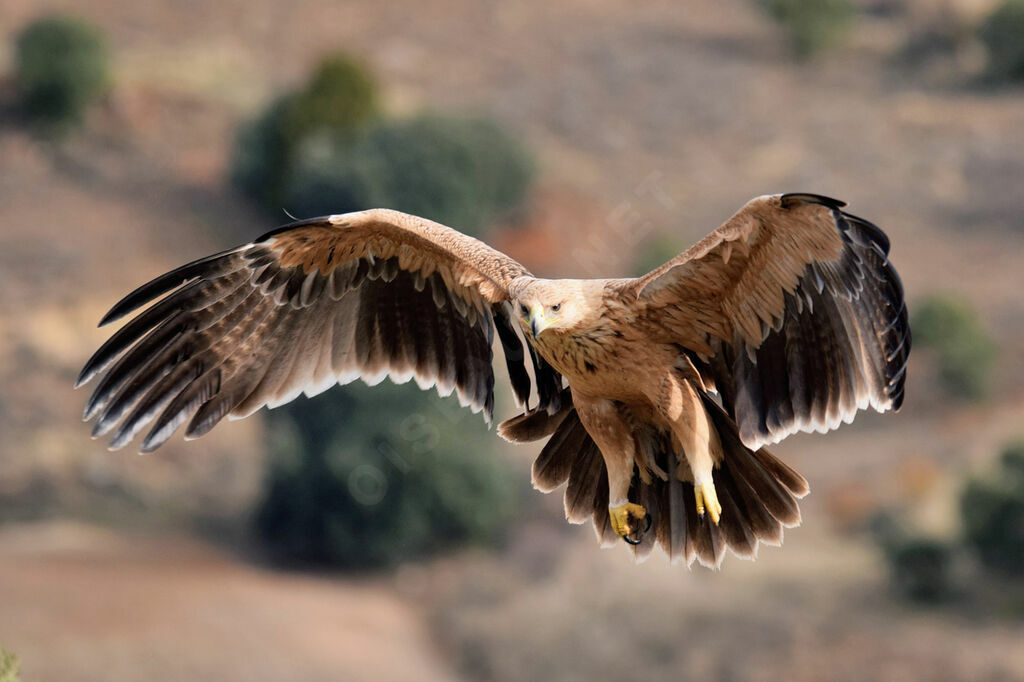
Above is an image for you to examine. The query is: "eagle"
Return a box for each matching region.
[77,193,909,568]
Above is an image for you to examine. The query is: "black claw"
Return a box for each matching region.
[621,513,652,545]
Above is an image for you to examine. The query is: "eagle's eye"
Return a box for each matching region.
[519,303,529,317]
[551,303,562,312]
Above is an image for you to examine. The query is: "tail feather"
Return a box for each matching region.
[714,465,759,558]
[724,464,785,547]
[531,391,809,568]
[498,389,573,443]
[693,510,727,567]
[723,443,802,528]
[751,447,810,497]
[680,482,702,565]
[591,471,617,547]
[565,440,604,523]
[531,408,588,493]
[704,394,804,528]
[657,477,687,562]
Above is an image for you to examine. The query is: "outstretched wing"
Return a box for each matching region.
[78,208,548,452]
[631,193,910,449]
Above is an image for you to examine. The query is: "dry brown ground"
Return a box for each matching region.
[0,521,457,682]
[421,520,1024,682]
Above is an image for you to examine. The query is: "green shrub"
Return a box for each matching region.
[961,441,1024,576]
[0,648,19,682]
[979,0,1024,82]
[911,294,997,401]
[883,536,955,603]
[872,512,954,603]
[232,96,300,214]
[757,0,856,57]
[284,114,533,236]
[14,16,110,131]
[1000,440,1024,477]
[255,382,520,570]
[232,54,380,211]
[280,56,379,143]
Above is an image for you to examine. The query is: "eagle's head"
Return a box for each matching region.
[511,279,598,340]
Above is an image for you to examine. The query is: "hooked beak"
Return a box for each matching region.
[527,305,547,339]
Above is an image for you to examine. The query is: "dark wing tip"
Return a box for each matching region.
[97,270,192,328]
[74,368,94,390]
[98,301,136,328]
[96,248,243,327]
[779,193,848,210]
[839,211,892,256]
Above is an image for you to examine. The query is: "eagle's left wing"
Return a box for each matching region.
[630,194,910,449]
[78,209,556,452]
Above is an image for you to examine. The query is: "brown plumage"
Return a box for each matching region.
[78,194,910,568]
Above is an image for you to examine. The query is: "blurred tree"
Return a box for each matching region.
[884,536,955,603]
[0,648,19,682]
[979,0,1024,82]
[872,512,954,603]
[255,381,519,570]
[14,16,110,134]
[1000,440,1024,477]
[285,114,533,237]
[911,294,997,401]
[756,0,856,57]
[232,54,380,212]
[960,440,1024,577]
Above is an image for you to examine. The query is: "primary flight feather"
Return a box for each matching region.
[78,193,909,567]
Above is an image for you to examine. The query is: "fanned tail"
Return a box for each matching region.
[527,392,809,568]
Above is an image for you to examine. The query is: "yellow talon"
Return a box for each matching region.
[609,502,648,539]
[694,481,722,525]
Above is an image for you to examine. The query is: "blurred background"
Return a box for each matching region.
[1,0,1023,679]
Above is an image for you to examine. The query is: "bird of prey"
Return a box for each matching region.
[78,193,909,567]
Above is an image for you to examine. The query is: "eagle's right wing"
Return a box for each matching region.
[78,209,561,452]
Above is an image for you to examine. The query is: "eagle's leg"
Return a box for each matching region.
[574,395,648,543]
[651,370,724,525]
